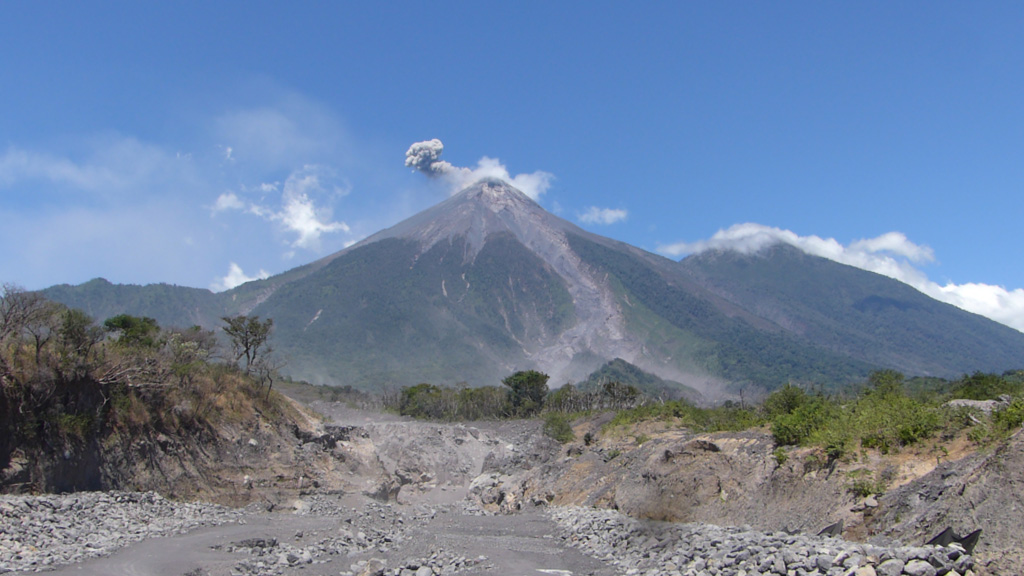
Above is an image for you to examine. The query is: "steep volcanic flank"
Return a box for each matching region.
[359,179,647,382]
[43,179,1024,395]
[252,179,663,389]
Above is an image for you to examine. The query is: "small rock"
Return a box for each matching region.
[904,559,937,576]
[875,558,904,576]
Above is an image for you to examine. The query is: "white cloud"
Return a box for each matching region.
[405,139,554,200]
[217,165,351,250]
[212,192,246,213]
[658,223,1024,332]
[275,168,350,249]
[579,206,628,225]
[0,138,193,197]
[211,262,270,292]
[0,92,364,291]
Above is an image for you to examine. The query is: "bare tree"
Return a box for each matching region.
[1,284,59,383]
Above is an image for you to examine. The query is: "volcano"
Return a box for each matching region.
[44,179,1024,396]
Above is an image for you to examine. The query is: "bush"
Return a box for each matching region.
[846,468,888,498]
[608,400,764,434]
[772,446,788,466]
[771,396,839,446]
[993,397,1024,433]
[854,390,939,453]
[949,371,1024,401]
[543,412,575,443]
[763,383,808,419]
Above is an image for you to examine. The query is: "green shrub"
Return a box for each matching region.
[854,391,939,453]
[772,446,788,466]
[56,412,92,440]
[763,383,808,419]
[543,412,575,443]
[771,396,839,446]
[993,397,1024,433]
[608,400,764,434]
[846,468,888,498]
[949,371,1024,401]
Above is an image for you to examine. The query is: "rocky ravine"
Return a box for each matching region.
[2,404,1018,575]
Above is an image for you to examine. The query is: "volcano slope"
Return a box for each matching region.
[44,179,1024,397]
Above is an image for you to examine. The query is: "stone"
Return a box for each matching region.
[904,559,937,576]
[875,558,904,576]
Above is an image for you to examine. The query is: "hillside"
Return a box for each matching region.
[40,179,1024,395]
[679,245,1024,376]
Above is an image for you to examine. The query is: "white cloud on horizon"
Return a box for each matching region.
[404,138,554,200]
[579,206,628,225]
[211,262,269,292]
[657,223,1024,332]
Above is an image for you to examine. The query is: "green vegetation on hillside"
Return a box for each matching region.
[764,369,1024,461]
[0,285,293,493]
[680,244,1024,379]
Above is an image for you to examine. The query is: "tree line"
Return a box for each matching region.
[383,369,645,422]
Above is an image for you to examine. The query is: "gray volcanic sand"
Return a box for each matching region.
[23,501,614,576]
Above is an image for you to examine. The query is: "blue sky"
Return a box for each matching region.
[2,2,1023,330]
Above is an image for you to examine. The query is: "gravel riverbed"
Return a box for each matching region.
[0,491,240,573]
[549,506,975,576]
[1,492,976,576]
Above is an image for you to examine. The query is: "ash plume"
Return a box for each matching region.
[405,138,553,200]
[404,138,456,176]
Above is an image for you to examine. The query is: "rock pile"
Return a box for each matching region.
[225,498,490,576]
[341,551,488,576]
[0,491,239,573]
[549,506,976,576]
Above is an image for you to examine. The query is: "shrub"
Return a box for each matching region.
[854,391,939,453]
[543,412,575,443]
[55,412,92,440]
[846,468,888,498]
[993,397,1024,433]
[763,383,808,419]
[771,396,839,446]
[949,371,1024,401]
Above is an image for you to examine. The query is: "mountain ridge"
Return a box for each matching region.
[41,179,1024,395]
